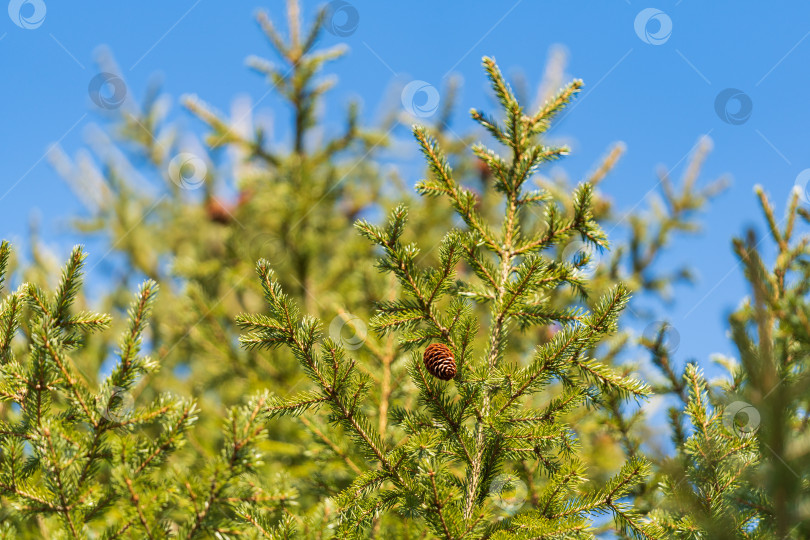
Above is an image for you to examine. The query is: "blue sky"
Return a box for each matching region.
[1,1,809,375]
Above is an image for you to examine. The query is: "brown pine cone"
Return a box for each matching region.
[205,196,235,225]
[423,343,456,380]
[475,159,491,183]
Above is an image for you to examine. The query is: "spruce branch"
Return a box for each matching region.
[241,56,657,538]
[0,244,200,537]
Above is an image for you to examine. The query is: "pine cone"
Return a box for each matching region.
[205,197,233,225]
[423,343,456,380]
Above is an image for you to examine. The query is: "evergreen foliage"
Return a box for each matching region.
[0,242,197,536]
[648,188,810,538]
[237,57,659,538]
[46,0,403,519]
[2,1,805,537]
[42,5,727,519]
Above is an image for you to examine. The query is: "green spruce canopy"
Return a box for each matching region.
[237,57,656,537]
[1,2,808,538]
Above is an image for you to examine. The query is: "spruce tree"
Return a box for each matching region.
[0,242,197,536]
[47,0,404,517]
[4,2,744,536]
[237,57,661,538]
[42,0,729,512]
[0,243,301,537]
[647,188,810,538]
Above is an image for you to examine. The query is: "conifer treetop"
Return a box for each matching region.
[239,56,659,538]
